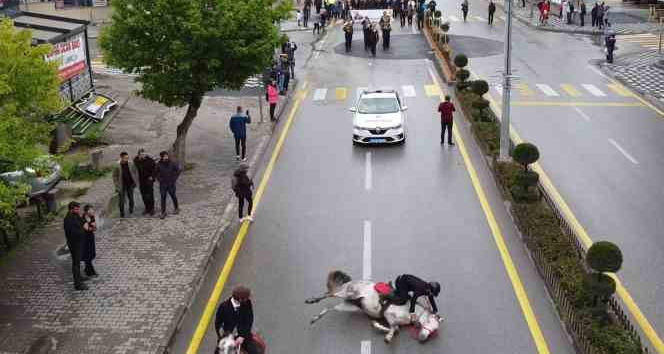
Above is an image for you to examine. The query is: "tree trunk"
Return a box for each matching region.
[171,95,203,166]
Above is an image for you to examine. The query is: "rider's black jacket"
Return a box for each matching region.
[395,274,438,314]
[215,297,254,338]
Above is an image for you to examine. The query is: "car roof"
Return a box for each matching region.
[359,90,398,99]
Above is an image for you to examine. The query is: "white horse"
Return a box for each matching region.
[305,270,443,343]
[215,333,266,354]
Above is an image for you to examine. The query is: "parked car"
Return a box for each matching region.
[0,156,62,198]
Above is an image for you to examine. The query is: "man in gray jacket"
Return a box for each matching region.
[112,151,140,218]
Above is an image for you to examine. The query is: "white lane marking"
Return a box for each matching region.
[582,84,607,97]
[313,88,328,101]
[363,220,372,280]
[536,84,560,97]
[449,15,460,21]
[475,16,486,21]
[608,138,639,164]
[365,151,372,190]
[357,87,368,100]
[361,340,371,354]
[427,67,438,82]
[499,15,506,21]
[587,65,608,79]
[573,106,592,122]
[402,85,416,97]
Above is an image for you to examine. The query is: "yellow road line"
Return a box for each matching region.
[607,84,633,97]
[335,87,347,100]
[186,83,308,354]
[516,83,535,96]
[560,84,581,97]
[509,101,643,107]
[486,89,664,353]
[600,71,664,118]
[424,84,441,97]
[428,72,551,354]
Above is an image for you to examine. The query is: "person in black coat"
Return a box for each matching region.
[82,204,98,277]
[154,151,181,219]
[605,33,616,63]
[134,149,156,216]
[64,201,87,290]
[391,274,440,321]
[215,286,259,354]
[232,164,254,222]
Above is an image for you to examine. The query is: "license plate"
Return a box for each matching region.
[370,138,386,143]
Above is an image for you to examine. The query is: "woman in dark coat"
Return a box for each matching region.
[232,164,254,222]
[82,204,98,277]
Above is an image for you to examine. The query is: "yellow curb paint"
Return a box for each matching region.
[485,91,664,354]
[428,71,551,354]
[516,83,535,96]
[335,87,348,101]
[607,84,634,97]
[424,84,441,97]
[560,84,582,97]
[186,83,308,354]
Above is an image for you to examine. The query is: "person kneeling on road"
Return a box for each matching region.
[215,286,259,354]
[389,274,441,322]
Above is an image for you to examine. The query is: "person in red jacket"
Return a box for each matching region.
[437,95,455,146]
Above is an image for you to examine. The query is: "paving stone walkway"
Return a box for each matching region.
[601,50,664,105]
[0,75,286,353]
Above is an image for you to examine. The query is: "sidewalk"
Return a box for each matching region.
[498,0,662,35]
[0,74,291,353]
[601,50,664,108]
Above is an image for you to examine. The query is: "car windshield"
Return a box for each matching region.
[357,97,400,114]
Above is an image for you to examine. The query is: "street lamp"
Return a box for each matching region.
[499,0,514,160]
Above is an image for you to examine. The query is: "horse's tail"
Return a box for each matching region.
[326,270,352,293]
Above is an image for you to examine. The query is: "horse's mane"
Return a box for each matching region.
[326,270,352,293]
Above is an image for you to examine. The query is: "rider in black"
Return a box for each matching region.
[391,274,440,321]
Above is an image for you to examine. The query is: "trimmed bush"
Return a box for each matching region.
[512,142,540,171]
[454,54,468,68]
[587,241,623,274]
[583,273,616,301]
[471,80,489,96]
[434,10,441,18]
[440,22,450,32]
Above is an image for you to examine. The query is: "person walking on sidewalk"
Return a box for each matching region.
[379,11,392,50]
[597,3,604,29]
[64,201,87,291]
[605,33,616,63]
[437,95,456,146]
[155,151,181,219]
[215,286,259,354]
[267,80,279,122]
[134,148,156,216]
[112,152,139,218]
[579,1,586,26]
[82,204,98,278]
[488,0,496,25]
[232,164,254,222]
[344,19,354,52]
[281,39,298,79]
[229,106,252,162]
[461,0,469,22]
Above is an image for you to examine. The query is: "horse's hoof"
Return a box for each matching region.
[305,298,315,304]
[384,336,392,344]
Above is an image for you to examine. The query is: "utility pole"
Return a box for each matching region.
[500,0,514,160]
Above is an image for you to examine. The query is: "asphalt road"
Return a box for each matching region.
[170,21,576,353]
[435,0,664,349]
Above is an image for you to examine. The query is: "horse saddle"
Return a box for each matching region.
[374,282,408,305]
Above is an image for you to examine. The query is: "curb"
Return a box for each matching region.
[160,79,301,354]
[598,64,664,113]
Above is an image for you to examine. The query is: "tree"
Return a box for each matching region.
[100,0,291,164]
[0,18,63,245]
[512,142,539,171]
[510,143,540,203]
[585,241,623,305]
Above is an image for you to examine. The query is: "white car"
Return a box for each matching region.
[351,90,407,145]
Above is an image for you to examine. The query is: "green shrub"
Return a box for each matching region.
[434,10,441,18]
[440,22,450,32]
[471,121,499,157]
[453,53,468,68]
[456,69,470,83]
[512,142,540,171]
[587,241,623,274]
[471,80,489,96]
[79,130,106,147]
[471,98,491,121]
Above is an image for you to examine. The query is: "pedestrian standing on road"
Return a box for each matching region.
[82,204,98,278]
[155,151,181,219]
[488,0,496,24]
[112,152,139,218]
[304,0,312,26]
[344,19,354,52]
[603,4,610,27]
[297,9,303,27]
[362,16,371,50]
[313,9,322,34]
[379,11,392,50]
[579,1,586,26]
[315,0,322,12]
[214,286,258,354]
[560,0,565,19]
[400,0,407,26]
[437,95,456,146]
[605,33,616,63]
[267,80,279,122]
[416,1,425,30]
[232,164,254,222]
[597,3,604,29]
[282,39,298,79]
[229,106,252,162]
[64,201,87,291]
[567,0,574,24]
[407,0,415,25]
[461,0,469,22]
[542,0,550,24]
[590,2,597,27]
[134,149,156,216]
[368,23,379,57]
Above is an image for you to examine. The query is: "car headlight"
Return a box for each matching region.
[389,124,403,130]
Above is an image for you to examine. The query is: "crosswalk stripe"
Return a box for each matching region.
[424,84,441,97]
[313,88,328,101]
[402,85,416,97]
[449,15,460,21]
[607,84,632,97]
[560,84,581,97]
[356,87,368,100]
[516,83,535,96]
[499,15,506,21]
[536,84,560,97]
[474,16,486,21]
[582,84,606,97]
[336,87,348,100]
